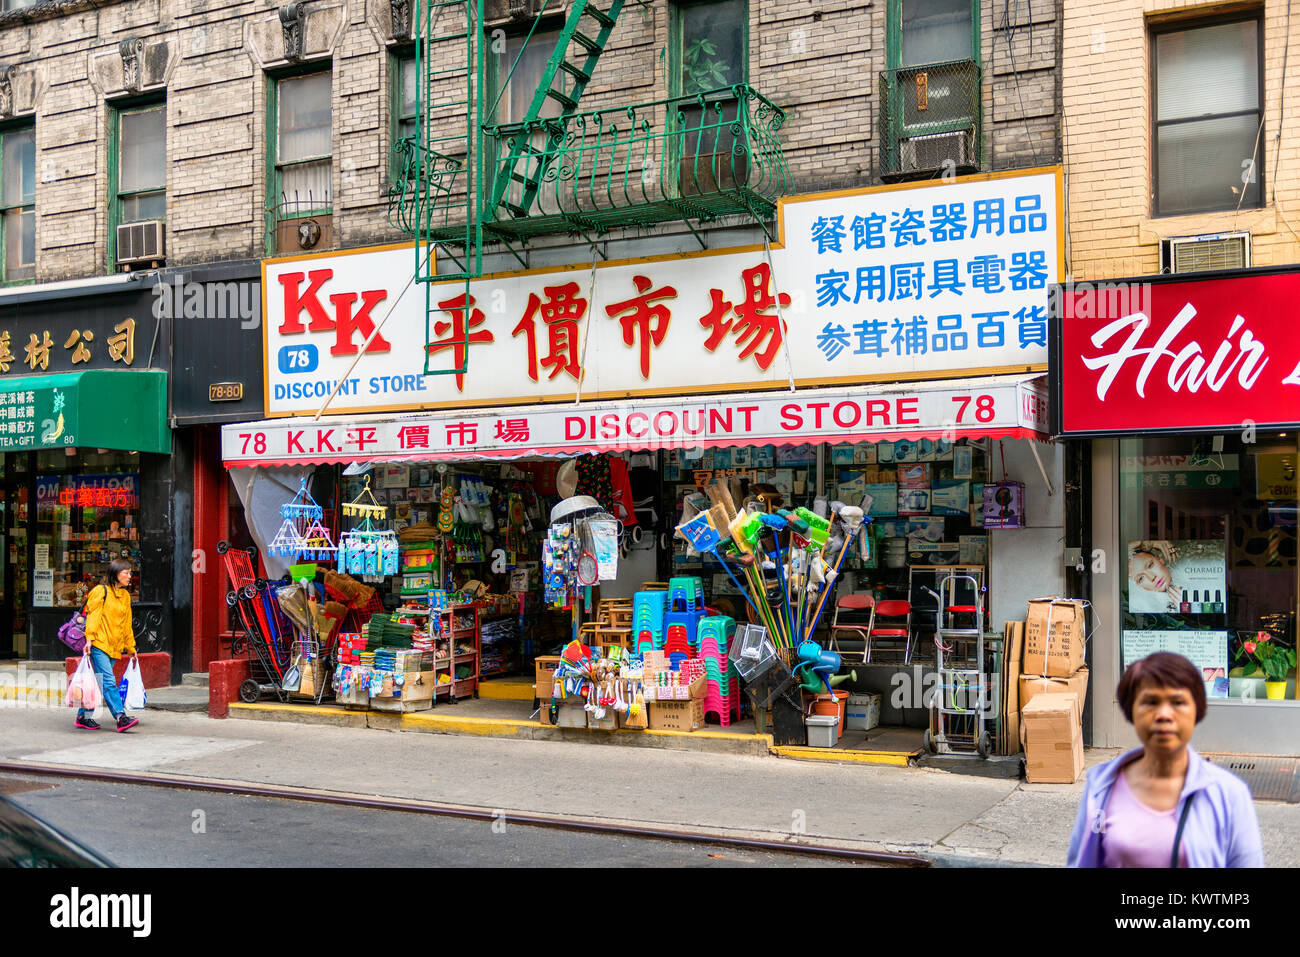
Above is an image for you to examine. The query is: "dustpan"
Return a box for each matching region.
[281,654,302,693]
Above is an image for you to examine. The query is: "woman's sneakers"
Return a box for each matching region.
[74,716,101,730]
[115,714,139,733]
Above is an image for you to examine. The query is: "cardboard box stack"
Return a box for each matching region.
[1018,597,1090,782]
[645,655,707,732]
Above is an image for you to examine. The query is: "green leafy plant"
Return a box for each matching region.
[1234,632,1297,683]
[682,38,731,94]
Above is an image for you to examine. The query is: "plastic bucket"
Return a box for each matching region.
[811,690,850,737]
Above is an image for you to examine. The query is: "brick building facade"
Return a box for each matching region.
[0,0,1062,280]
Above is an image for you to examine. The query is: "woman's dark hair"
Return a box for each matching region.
[103,558,134,591]
[1117,652,1207,723]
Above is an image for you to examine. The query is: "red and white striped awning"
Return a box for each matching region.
[222,374,1049,468]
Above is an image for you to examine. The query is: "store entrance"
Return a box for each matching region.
[1,453,31,659]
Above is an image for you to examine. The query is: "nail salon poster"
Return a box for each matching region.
[1123,629,1230,699]
[1126,540,1226,614]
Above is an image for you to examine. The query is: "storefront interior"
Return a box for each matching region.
[222,429,1063,756]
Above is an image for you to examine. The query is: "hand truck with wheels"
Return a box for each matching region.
[923,572,991,758]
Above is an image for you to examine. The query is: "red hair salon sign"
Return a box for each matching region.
[1050,268,1300,435]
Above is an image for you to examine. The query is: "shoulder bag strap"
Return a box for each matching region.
[1171,792,1195,868]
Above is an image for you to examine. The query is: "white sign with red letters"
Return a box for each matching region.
[262,169,1062,417]
[222,376,1047,466]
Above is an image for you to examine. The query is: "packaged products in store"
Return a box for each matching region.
[931,480,971,516]
[898,464,930,488]
[897,487,931,516]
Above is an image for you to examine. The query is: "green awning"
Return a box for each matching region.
[0,369,170,454]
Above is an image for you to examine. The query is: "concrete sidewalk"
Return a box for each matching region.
[2,706,1297,866]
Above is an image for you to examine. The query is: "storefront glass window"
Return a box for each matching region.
[1119,435,1298,704]
[32,450,141,609]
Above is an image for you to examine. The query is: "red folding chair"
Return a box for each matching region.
[864,599,913,664]
[828,593,874,662]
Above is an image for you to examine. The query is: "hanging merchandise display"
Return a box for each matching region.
[337,476,400,576]
[268,477,334,561]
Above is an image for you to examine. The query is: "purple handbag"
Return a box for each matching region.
[56,586,101,654]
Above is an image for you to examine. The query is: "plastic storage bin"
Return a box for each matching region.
[806,713,840,748]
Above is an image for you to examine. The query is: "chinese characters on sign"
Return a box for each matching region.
[0,320,139,375]
[0,390,37,447]
[263,171,1061,416]
[224,378,1047,464]
[807,195,1052,363]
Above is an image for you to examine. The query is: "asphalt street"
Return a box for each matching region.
[0,774,872,868]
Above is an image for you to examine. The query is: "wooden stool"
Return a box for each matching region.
[642,581,669,591]
[594,625,634,652]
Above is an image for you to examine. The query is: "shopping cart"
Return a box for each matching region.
[923,573,991,758]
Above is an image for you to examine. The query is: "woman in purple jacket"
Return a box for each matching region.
[1068,652,1264,868]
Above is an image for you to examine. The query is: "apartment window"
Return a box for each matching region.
[396,55,417,143]
[673,0,747,195]
[491,29,562,124]
[1153,16,1263,217]
[114,104,165,226]
[896,0,974,67]
[0,125,34,283]
[675,0,746,96]
[271,71,332,219]
[1,0,37,10]
[391,54,417,183]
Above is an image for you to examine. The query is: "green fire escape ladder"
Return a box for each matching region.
[388,0,485,376]
[486,0,626,221]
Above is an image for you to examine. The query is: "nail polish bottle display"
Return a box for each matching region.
[1180,589,1190,614]
[1191,590,1201,613]
[1213,589,1224,614]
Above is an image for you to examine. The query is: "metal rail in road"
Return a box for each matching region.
[0,761,930,867]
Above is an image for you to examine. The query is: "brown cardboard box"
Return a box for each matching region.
[1021,693,1084,783]
[1023,598,1088,677]
[648,698,705,732]
[1020,667,1089,714]
[1000,621,1025,756]
[534,656,561,701]
[369,670,436,712]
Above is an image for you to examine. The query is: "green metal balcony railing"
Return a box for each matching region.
[878,59,982,179]
[482,85,789,238]
[388,83,790,244]
[387,137,465,237]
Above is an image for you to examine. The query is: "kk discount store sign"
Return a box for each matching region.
[222,376,1047,466]
[263,168,1062,417]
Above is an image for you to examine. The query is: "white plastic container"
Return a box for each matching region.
[806,713,840,748]
[846,692,881,731]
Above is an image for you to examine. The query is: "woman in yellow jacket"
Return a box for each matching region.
[75,558,139,732]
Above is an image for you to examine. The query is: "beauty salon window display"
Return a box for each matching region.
[1119,434,1297,703]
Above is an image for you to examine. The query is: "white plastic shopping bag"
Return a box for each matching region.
[65,653,102,711]
[123,657,147,710]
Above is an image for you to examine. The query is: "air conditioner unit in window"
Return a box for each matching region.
[485,0,557,22]
[116,220,165,269]
[899,127,976,175]
[1166,232,1251,274]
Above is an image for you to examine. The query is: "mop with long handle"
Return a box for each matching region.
[803,506,867,644]
[674,508,762,620]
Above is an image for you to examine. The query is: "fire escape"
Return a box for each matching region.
[387,0,790,377]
